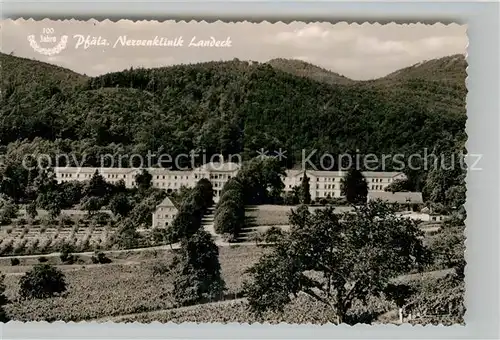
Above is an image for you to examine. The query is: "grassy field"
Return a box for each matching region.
[1,245,269,322]
[245,205,354,227]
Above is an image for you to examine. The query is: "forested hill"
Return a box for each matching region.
[266,58,354,86]
[376,54,466,84]
[1,53,466,170]
[0,52,88,92]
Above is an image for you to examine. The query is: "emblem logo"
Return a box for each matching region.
[27,28,68,56]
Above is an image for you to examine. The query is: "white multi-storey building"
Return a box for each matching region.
[55,163,406,204]
[54,161,240,203]
[283,170,406,201]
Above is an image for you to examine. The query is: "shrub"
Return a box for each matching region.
[221,233,238,243]
[13,240,28,255]
[10,258,20,266]
[59,242,76,262]
[59,214,74,226]
[91,251,112,264]
[263,226,284,243]
[250,231,264,245]
[0,240,14,256]
[61,254,76,265]
[19,264,66,299]
[38,256,48,263]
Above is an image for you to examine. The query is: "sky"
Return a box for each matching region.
[1,19,467,80]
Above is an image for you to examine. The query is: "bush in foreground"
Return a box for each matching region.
[91,251,112,264]
[19,264,67,299]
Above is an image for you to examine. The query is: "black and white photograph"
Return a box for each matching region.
[0,20,468,325]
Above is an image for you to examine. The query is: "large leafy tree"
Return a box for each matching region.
[237,157,285,205]
[33,169,58,196]
[83,170,109,199]
[340,169,368,204]
[422,139,466,211]
[384,179,411,193]
[168,209,202,242]
[243,201,431,324]
[134,169,153,191]
[34,169,62,217]
[109,193,132,217]
[171,230,226,306]
[196,178,214,208]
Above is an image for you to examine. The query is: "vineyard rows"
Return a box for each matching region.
[0,225,118,256]
[117,294,394,324]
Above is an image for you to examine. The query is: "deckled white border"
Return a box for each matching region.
[1,1,499,339]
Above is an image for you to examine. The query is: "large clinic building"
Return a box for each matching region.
[55,162,406,202]
[54,162,406,227]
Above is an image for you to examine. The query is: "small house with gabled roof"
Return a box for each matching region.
[152,196,178,228]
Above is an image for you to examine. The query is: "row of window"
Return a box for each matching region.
[315,191,337,197]
[58,172,232,181]
[209,174,232,180]
[156,214,176,220]
[290,177,395,183]
[371,185,385,190]
[153,182,183,188]
[60,173,98,179]
[318,184,336,189]
[155,175,189,180]
[297,177,338,182]
[151,180,228,189]
[371,178,391,183]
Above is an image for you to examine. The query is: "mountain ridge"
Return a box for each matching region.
[1,51,466,85]
[0,52,466,172]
